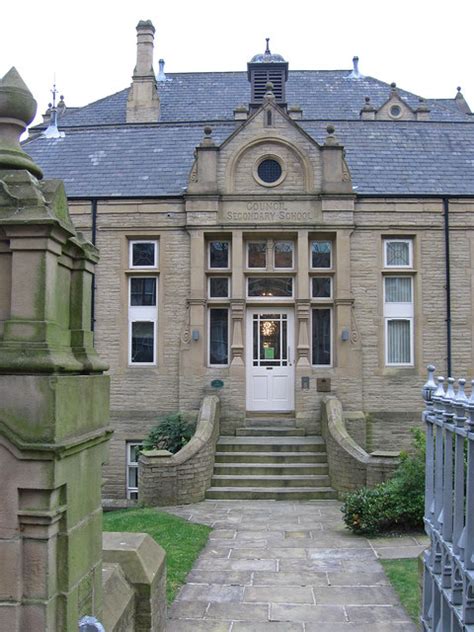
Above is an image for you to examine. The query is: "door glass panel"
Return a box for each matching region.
[252,313,288,367]
[260,318,280,365]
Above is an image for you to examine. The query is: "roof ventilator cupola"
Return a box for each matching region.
[247,38,288,111]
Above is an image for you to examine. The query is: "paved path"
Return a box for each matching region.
[164,500,427,631]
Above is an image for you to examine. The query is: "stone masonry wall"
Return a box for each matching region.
[65,191,474,499]
[139,395,220,505]
[321,396,399,494]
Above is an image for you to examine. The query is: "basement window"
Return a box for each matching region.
[126,442,142,500]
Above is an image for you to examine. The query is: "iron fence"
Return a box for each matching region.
[422,365,474,631]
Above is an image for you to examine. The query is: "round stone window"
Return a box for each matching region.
[257,159,282,183]
[389,104,402,118]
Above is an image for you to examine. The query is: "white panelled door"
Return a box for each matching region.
[246,309,295,411]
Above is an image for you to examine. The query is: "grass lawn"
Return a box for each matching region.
[380,558,420,623]
[103,507,211,603]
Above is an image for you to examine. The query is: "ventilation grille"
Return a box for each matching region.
[252,69,285,102]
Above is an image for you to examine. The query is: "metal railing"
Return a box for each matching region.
[422,365,474,631]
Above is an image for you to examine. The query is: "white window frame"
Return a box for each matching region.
[129,240,158,269]
[128,276,158,366]
[208,240,231,270]
[208,307,230,367]
[247,240,268,270]
[246,276,294,300]
[208,276,231,299]
[311,307,332,367]
[273,240,294,270]
[311,276,333,300]
[126,441,142,500]
[384,276,414,366]
[310,240,333,269]
[383,238,413,269]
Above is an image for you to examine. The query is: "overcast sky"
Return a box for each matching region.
[2,0,473,125]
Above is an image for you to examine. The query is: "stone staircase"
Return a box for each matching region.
[205,417,338,500]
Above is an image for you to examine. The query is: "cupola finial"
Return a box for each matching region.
[265,38,270,54]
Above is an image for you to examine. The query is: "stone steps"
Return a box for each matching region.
[214,462,329,476]
[205,486,337,500]
[236,426,306,436]
[211,474,332,487]
[216,436,326,452]
[214,451,329,464]
[206,424,337,501]
[244,417,297,428]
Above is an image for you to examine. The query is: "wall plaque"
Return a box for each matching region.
[220,200,321,224]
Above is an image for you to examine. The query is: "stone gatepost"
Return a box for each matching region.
[0,68,111,631]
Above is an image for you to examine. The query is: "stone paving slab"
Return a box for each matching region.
[163,500,421,631]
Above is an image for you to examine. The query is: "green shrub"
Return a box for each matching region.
[143,413,196,455]
[341,428,425,535]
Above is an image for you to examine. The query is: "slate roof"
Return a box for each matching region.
[25,69,474,197]
[38,70,470,127]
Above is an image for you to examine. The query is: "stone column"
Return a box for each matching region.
[334,229,354,368]
[0,68,111,631]
[187,230,206,367]
[231,231,244,366]
[296,231,310,367]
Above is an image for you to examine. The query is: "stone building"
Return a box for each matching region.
[24,21,474,500]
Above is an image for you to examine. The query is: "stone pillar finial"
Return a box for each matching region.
[324,124,338,145]
[201,125,215,146]
[0,67,42,178]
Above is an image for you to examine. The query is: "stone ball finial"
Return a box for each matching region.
[201,125,215,147]
[365,96,370,103]
[0,67,37,126]
[0,67,42,178]
[265,81,274,91]
[391,82,397,89]
[457,86,462,92]
[325,124,338,145]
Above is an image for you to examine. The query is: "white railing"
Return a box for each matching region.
[422,365,474,631]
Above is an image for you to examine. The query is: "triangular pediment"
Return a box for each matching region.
[217,98,324,195]
[376,88,415,121]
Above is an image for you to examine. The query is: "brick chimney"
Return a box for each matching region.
[126,20,160,123]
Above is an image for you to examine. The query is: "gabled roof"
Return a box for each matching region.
[34,70,472,127]
[24,68,474,198]
[25,120,474,197]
